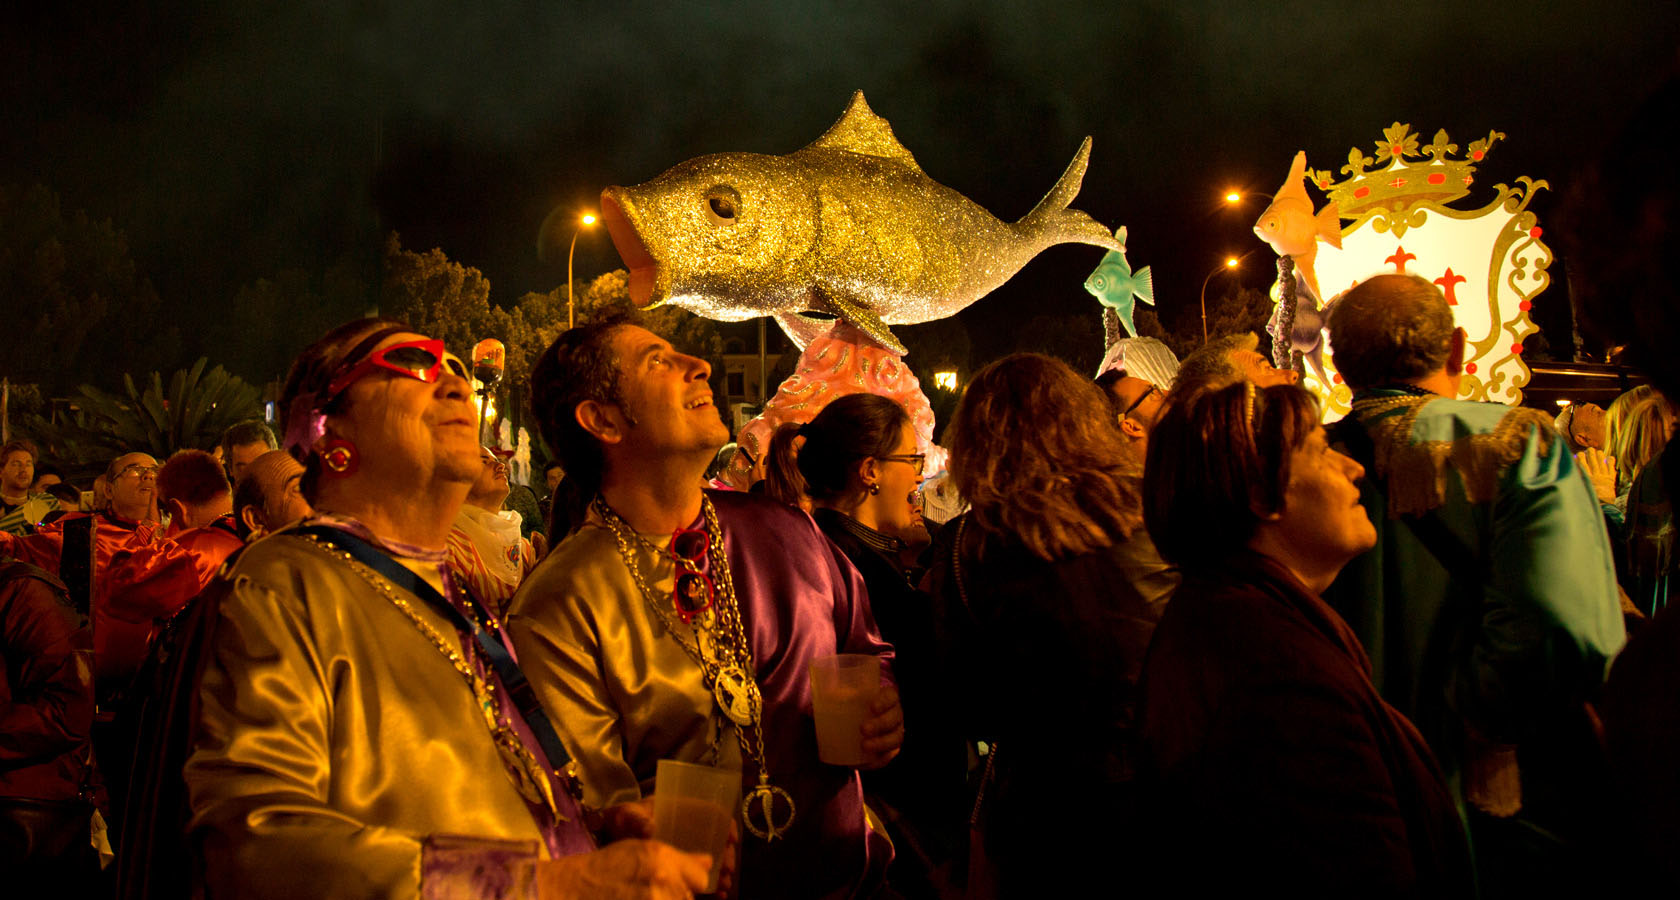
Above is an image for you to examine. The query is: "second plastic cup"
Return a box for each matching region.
[809,653,881,766]
[652,759,739,893]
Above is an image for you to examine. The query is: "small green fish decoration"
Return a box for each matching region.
[1082,226,1154,339]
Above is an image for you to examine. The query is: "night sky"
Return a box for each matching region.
[5,1,1676,382]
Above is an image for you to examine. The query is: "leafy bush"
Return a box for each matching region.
[20,358,263,465]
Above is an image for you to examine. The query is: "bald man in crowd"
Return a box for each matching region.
[109,450,244,613]
[1171,332,1300,397]
[231,449,311,542]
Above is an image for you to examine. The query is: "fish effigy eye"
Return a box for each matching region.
[705,190,738,224]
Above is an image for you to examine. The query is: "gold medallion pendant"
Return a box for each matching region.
[712,666,761,727]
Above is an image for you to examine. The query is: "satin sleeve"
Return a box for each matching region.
[105,538,200,623]
[1452,427,1627,741]
[0,527,64,574]
[185,574,540,900]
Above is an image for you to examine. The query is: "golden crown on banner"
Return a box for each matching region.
[1286,122,1551,417]
[1309,123,1507,224]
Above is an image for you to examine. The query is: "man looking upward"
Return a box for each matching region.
[447,445,539,618]
[511,316,902,900]
[231,449,312,541]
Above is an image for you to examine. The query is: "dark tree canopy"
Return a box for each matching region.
[0,184,181,391]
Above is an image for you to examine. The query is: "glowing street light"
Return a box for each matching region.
[1225,191,1242,204]
[1200,255,1244,343]
[932,370,958,391]
[568,213,598,329]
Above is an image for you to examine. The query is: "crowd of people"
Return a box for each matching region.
[0,269,1675,899]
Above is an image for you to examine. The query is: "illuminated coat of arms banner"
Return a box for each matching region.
[1262,123,1552,419]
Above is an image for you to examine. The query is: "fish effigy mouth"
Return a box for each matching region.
[600,190,663,309]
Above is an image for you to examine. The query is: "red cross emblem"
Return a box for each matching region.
[1434,268,1467,305]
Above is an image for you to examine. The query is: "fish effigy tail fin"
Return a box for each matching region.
[1316,202,1344,249]
[1016,137,1122,252]
[1134,266,1155,307]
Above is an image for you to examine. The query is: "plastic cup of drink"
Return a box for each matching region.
[652,759,739,893]
[808,653,881,766]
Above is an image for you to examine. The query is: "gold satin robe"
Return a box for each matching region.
[185,533,552,899]
[507,520,741,809]
[507,493,895,900]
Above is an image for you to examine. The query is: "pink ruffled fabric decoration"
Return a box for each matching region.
[723,322,946,490]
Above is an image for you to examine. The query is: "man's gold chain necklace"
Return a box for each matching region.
[594,495,796,841]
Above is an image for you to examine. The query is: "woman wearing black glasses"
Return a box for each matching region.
[765,392,965,896]
[767,393,929,558]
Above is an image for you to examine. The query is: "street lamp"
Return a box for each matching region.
[568,213,598,329]
[1200,256,1242,343]
[1224,190,1273,206]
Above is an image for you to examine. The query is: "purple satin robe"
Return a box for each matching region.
[712,491,896,899]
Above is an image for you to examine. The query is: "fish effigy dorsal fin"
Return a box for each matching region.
[1272,150,1311,204]
[798,91,924,174]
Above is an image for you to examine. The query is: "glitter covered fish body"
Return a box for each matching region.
[600,91,1120,353]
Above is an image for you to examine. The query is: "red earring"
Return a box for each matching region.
[320,437,359,476]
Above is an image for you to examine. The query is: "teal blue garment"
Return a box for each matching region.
[1324,391,1626,781]
[1623,444,1676,616]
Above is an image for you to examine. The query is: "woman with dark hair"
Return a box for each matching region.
[922,352,1177,897]
[1138,381,1472,897]
[765,393,925,543]
[164,318,712,899]
[759,424,813,513]
[776,393,962,895]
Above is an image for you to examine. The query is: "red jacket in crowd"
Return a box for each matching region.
[0,513,199,691]
[0,558,95,804]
